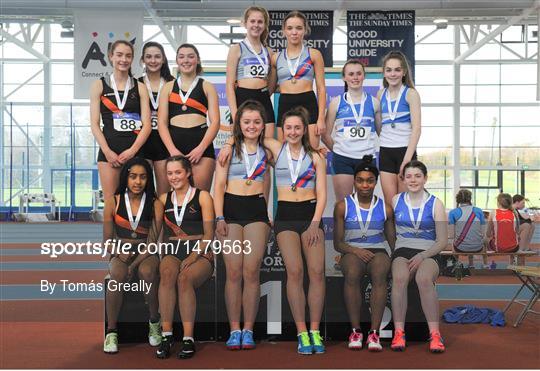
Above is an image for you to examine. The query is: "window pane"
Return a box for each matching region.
[460,85,500,103]
[416,85,453,103]
[422,107,453,126]
[500,85,537,103]
[460,64,500,85]
[415,65,453,85]
[460,106,499,127]
[501,106,540,126]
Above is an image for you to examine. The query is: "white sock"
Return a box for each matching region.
[183,336,194,342]
[162,331,173,337]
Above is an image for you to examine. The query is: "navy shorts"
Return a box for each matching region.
[332,152,377,175]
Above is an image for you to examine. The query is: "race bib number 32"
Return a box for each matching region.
[113,112,142,132]
[244,65,268,78]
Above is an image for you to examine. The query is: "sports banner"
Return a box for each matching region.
[268,10,334,67]
[73,9,144,99]
[347,10,415,68]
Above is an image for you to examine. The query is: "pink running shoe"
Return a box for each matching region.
[348,329,363,350]
[367,330,382,352]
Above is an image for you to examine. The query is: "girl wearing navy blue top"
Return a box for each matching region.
[158,44,220,191]
[376,51,421,206]
[272,11,326,149]
[138,41,175,195]
[102,157,163,354]
[323,60,381,202]
[390,160,447,353]
[214,100,271,350]
[90,40,152,200]
[226,6,276,136]
[333,156,395,352]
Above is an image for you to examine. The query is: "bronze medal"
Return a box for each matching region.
[246,179,252,186]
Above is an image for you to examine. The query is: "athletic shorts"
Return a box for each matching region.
[488,240,518,253]
[454,245,483,253]
[392,247,443,270]
[379,147,417,174]
[235,87,275,124]
[162,239,214,267]
[143,131,169,161]
[223,193,269,227]
[277,91,318,127]
[274,199,324,236]
[169,124,215,159]
[97,134,143,162]
[332,152,377,175]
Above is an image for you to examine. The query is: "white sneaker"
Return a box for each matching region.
[103,332,118,354]
[148,320,162,346]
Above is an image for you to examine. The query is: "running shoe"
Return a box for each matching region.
[103,332,118,354]
[226,330,242,350]
[367,330,382,352]
[310,330,325,354]
[148,320,162,346]
[391,329,406,351]
[177,339,196,359]
[241,329,256,350]
[429,331,445,353]
[297,332,313,355]
[156,335,173,359]
[348,329,363,350]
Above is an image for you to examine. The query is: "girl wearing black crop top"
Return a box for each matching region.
[156,156,215,360]
[102,157,163,354]
[90,40,152,201]
[157,44,220,192]
[138,41,175,195]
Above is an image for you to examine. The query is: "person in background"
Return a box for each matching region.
[486,193,519,253]
[448,189,488,268]
[513,194,535,251]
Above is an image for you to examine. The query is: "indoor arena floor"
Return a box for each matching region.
[1,222,539,369]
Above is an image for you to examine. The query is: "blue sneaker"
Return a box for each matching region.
[226,330,242,350]
[310,330,325,354]
[297,332,313,355]
[241,329,255,350]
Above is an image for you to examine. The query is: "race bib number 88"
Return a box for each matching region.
[113,112,142,132]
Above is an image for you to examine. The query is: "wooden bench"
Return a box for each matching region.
[441,250,536,267]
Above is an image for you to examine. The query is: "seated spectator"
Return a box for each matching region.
[448,189,487,267]
[486,193,519,253]
[513,194,535,251]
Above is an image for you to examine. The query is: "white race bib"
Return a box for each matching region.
[151,111,158,130]
[244,64,268,78]
[113,112,142,132]
[343,122,368,140]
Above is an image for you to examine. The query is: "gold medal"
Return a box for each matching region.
[182,105,188,111]
[291,78,297,84]
[246,179,252,185]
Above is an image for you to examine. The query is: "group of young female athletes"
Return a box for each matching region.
[93,6,447,359]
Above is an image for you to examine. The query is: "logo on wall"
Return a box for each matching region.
[82,32,137,69]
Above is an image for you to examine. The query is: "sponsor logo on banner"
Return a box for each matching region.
[347,10,415,68]
[268,10,334,67]
[74,10,143,98]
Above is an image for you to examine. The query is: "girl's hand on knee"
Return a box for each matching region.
[354,249,374,263]
[408,253,425,272]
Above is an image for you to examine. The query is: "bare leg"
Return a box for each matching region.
[106,257,128,330]
[391,258,410,331]
[98,162,121,200]
[340,253,366,330]
[222,224,244,332]
[153,159,170,196]
[415,258,441,332]
[192,158,215,192]
[137,255,160,321]
[380,171,399,205]
[333,174,355,203]
[277,231,307,333]
[158,255,180,333]
[301,228,325,331]
[367,253,391,331]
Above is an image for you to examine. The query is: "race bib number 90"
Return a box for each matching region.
[343,124,368,140]
[113,112,142,132]
[151,111,158,130]
[244,64,268,78]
